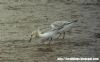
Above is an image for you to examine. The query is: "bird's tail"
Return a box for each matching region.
[73,20,78,23]
[69,20,78,24]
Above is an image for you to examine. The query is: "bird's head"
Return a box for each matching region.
[31,29,41,38]
[29,28,42,42]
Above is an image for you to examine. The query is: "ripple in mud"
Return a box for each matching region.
[5,6,21,10]
[11,40,28,44]
[73,41,90,46]
[37,47,54,52]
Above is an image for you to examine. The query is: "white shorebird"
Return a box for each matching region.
[28,20,77,45]
[50,20,77,39]
[29,28,57,45]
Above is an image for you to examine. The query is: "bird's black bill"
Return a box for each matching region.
[29,37,32,42]
[29,35,33,42]
[70,20,77,23]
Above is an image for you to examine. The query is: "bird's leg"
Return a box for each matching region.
[67,28,72,35]
[49,37,52,40]
[48,37,52,44]
[57,33,62,39]
[48,37,52,48]
[48,40,51,46]
[62,32,65,39]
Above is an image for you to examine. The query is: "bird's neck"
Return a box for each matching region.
[37,30,44,38]
[38,32,43,37]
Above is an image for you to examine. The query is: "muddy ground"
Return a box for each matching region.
[0,0,100,62]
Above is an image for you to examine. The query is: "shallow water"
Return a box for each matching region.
[0,0,100,62]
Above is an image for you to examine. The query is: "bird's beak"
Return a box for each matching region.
[29,34,33,42]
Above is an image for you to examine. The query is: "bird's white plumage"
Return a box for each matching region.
[29,20,77,42]
[38,30,57,38]
[29,29,58,42]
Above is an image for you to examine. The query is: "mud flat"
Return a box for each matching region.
[0,0,100,62]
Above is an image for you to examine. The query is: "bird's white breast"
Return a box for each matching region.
[39,31,56,38]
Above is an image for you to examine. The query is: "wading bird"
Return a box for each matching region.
[28,20,77,45]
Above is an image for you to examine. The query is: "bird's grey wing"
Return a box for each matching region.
[52,22,73,30]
